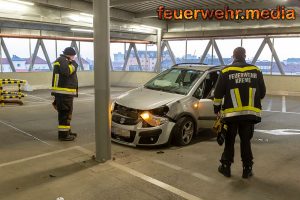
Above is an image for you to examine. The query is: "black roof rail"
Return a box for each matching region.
[171,62,208,67]
[171,63,226,71]
[203,65,227,72]
[208,65,226,68]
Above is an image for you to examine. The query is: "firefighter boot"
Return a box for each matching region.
[58,131,75,141]
[218,163,231,177]
[68,129,77,137]
[69,131,77,137]
[242,166,253,179]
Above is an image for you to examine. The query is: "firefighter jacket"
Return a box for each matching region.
[213,59,266,123]
[51,55,78,97]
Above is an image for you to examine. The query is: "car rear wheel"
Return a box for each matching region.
[172,117,195,146]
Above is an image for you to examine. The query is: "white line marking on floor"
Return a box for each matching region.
[2,98,97,109]
[282,96,286,112]
[263,110,300,115]
[0,120,51,146]
[190,172,214,183]
[111,94,121,97]
[110,161,203,200]
[0,146,80,168]
[27,94,51,102]
[78,92,94,97]
[255,129,300,135]
[75,147,203,200]
[75,98,94,102]
[1,103,51,109]
[153,159,214,183]
[153,159,183,170]
[75,146,94,155]
[266,99,272,111]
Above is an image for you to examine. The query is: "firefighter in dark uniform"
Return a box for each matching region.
[51,47,78,141]
[213,47,266,178]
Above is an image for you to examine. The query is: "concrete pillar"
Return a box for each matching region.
[93,0,111,162]
[0,43,2,73]
[155,29,162,72]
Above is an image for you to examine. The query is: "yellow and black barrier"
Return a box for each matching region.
[0,79,27,106]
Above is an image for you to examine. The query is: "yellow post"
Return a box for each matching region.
[0,80,3,106]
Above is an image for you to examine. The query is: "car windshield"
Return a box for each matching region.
[144,68,204,95]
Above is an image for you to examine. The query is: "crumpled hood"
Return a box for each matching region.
[115,87,184,110]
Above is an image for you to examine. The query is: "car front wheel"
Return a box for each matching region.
[172,117,195,146]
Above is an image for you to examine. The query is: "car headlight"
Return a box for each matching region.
[140,111,168,127]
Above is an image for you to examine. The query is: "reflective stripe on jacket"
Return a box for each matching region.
[213,60,266,123]
[51,55,78,96]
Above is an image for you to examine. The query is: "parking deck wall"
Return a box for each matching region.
[0,72,299,95]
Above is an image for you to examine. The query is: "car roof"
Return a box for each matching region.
[171,63,224,72]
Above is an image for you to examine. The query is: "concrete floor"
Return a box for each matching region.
[0,87,300,200]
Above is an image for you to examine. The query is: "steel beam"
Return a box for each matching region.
[145,44,148,71]
[165,41,176,65]
[159,41,167,69]
[0,38,15,72]
[55,40,58,58]
[185,39,187,61]
[251,38,267,65]
[212,39,225,65]
[28,39,41,72]
[200,39,212,64]
[132,43,142,71]
[266,37,285,75]
[122,43,133,71]
[71,41,84,71]
[29,39,53,71]
[40,39,53,71]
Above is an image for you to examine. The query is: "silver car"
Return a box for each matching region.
[111,63,223,146]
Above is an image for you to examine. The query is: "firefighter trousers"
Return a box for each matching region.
[220,121,254,167]
[55,95,73,136]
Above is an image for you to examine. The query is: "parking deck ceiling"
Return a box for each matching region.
[29,0,300,22]
[112,0,264,13]
[1,0,300,37]
[34,0,300,16]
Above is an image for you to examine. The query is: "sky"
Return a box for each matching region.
[1,37,300,62]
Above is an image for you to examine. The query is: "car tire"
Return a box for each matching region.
[172,117,195,146]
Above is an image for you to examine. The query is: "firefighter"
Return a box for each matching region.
[213,47,266,178]
[51,47,78,141]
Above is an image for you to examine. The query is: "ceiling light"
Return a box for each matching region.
[7,0,34,6]
[68,14,93,24]
[0,0,29,11]
[80,13,93,17]
[71,28,94,33]
[140,25,162,30]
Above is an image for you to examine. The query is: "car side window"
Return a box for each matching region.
[193,82,204,99]
[203,71,220,99]
[193,71,220,99]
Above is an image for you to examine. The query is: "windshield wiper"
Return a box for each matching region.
[145,86,164,91]
[169,90,184,95]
